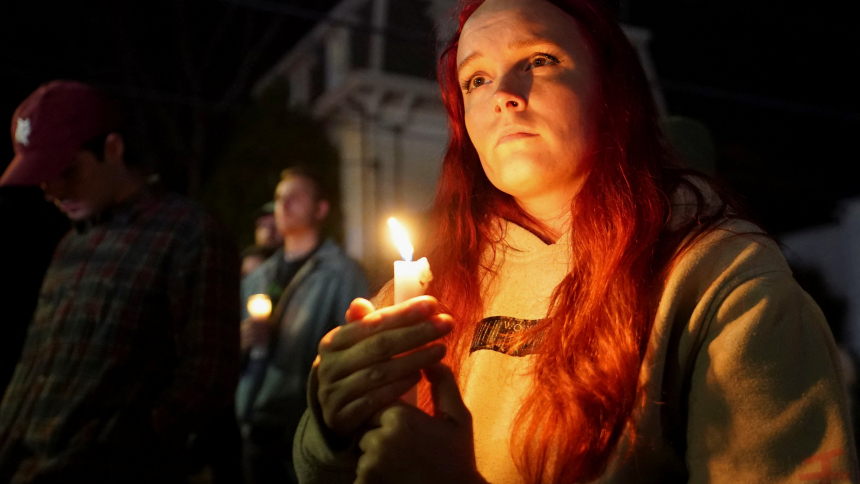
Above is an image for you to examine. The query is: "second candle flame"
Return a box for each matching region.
[246,294,272,319]
[387,217,413,262]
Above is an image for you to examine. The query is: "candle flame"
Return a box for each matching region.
[247,294,272,319]
[388,217,414,262]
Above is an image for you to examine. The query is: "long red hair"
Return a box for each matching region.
[419,0,739,482]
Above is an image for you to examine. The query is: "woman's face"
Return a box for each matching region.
[457,0,599,220]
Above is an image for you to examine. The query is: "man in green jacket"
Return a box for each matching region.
[237,167,368,484]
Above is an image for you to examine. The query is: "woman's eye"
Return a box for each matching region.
[461,76,488,93]
[529,54,560,69]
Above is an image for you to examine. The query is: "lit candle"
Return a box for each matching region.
[388,218,433,406]
[247,294,273,320]
[246,294,273,360]
[388,218,432,304]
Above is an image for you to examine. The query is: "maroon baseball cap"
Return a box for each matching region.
[1,80,123,187]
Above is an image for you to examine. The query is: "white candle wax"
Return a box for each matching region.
[394,259,431,405]
[393,257,432,304]
[388,218,433,406]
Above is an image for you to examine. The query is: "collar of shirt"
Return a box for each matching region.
[72,184,160,233]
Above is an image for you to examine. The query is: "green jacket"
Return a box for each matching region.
[237,239,368,435]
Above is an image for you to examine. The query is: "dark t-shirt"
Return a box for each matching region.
[274,244,320,294]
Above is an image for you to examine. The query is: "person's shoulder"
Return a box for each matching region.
[153,192,215,226]
[150,191,234,246]
[309,240,369,295]
[683,218,783,272]
[661,218,791,319]
[314,240,365,273]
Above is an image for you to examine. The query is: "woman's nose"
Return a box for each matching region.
[493,77,528,113]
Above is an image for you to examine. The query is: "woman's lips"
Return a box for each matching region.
[496,132,537,146]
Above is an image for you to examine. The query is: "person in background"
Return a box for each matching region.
[0,80,240,484]
[293,0,858,482]
[241,202,285,279]
[237,167,368,484]
[254,201,283,250]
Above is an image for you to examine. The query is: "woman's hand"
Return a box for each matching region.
[355,363,487,484]
[315,296,454,441]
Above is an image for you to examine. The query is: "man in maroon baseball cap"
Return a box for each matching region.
[0,81,240,484]
[1,80,133,221]
[3,81,123,185]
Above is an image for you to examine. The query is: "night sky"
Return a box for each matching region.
[2,0,858,235]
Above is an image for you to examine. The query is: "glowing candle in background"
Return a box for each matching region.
[388,217,433,406]
[388,217,432,304]
[246,294,272,320]
[246,294,272,359]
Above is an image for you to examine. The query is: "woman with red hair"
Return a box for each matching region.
[293,0,858,482]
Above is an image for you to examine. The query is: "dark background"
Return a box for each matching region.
[2,0,858,236]
[630,0,860,234]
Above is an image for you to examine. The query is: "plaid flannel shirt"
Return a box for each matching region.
[0,189,239,483]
